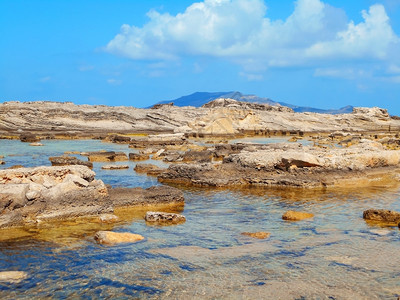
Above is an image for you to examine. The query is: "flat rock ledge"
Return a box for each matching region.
[158,142,400,188]
[282,211,314,221]
[0,166,184,228]
[145,211,186,224]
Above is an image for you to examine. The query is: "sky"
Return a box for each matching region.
[1,0,400,114]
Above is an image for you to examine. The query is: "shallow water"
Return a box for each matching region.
[1,139,400,299]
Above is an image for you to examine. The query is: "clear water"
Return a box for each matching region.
[1,139,400,299]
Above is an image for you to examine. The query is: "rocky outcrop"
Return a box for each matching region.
[145,211,186,224]
[129,153,149,161]
[282,211,314,221]
[159,142,400,188]
[94,231,144,245]
[49,156,93,168]
[363,209,400,224]
[0,166,111,228]
[1,99,399,137]
[19,133,39,142]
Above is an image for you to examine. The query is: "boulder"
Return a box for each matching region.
[282,211,314,221]
[145,211,186,224]
[363,209,400,224]
[94,231,144,245]
[129,153,150,161]
[101,165,129,170]
[241,232,270,239]
[49,156,93,168]
[0,271,28,283]
[19,133,39,143]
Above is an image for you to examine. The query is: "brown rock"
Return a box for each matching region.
[7,165,24,169]
[129,153,150,161]
[19,133,40,143]
[363,209,400,224]
[145,211,186,224]
[181,150,214,163]
[49,156,93,168]
[134,163,164,176]
[87,151,128,162]
[94,231,144,245]
[241,232,270,239]
[282,211,314,221]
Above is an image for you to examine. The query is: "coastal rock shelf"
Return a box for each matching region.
[1,98,399,137]
[0,165,184,228]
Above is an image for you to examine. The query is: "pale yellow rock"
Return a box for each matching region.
[241,232,271,239]
[94,231,144,245]
[282,211,314,221]
[0,271,28,283]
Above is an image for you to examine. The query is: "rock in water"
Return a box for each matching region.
[282,211,314,221]
[241,232,270,239]
[145,211,186,224]
[94,231,144,245]
[0,271,28,283]
[363,209,400,223]
[129,153,150,161]
[49,156,93,168]
[101,164,129,170]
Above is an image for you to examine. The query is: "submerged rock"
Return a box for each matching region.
[145,211,186,224]
[363,209,400,224]
[94,231,144,245]
[0,271,28,283]
[241,232,270,239]
[282,211,314,221]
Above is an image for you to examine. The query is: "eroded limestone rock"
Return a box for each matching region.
[94,231,144,245]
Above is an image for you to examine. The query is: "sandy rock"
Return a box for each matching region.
[145,211,186,223]
[129,153,149,161]
[87,151,128,162]
[282,211,314,221]
[363,209,400,224]
[134,163,164,176]
[29,142,43,146]
[98,214,119,223]
[49,156,93,168]
[0,271,28,283]
[101,164,129,170]
[241,232,270,239]
[94,231,144,245]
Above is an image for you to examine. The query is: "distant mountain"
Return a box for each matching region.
[155,91,354,114]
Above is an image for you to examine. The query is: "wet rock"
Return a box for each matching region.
[129,153,150,161]
[145,211,186,224]
[29,142,43,146]
[241,232,270,239]
[98,214,119,223]
[0,271,28,283]
[282,211,314,221]
[109,185,184,207]
[181,150,214,163]
[101,164,129,170]
[19,133,39,143]
[94,231,144,245]
[49,156,93,168]
[363,209,400,224]
[87,151,128,162]
[134,163,164,176]
[0,161,4,165]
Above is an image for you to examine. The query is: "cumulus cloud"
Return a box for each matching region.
[105,0,400,71]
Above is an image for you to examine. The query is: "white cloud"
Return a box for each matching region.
[105,0,400,70]
[107,78,122,85]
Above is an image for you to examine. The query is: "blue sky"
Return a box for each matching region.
[1,0,400,114]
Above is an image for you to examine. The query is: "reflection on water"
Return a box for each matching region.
[1,139,400,299]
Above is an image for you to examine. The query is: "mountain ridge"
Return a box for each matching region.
[155,91,354,114]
